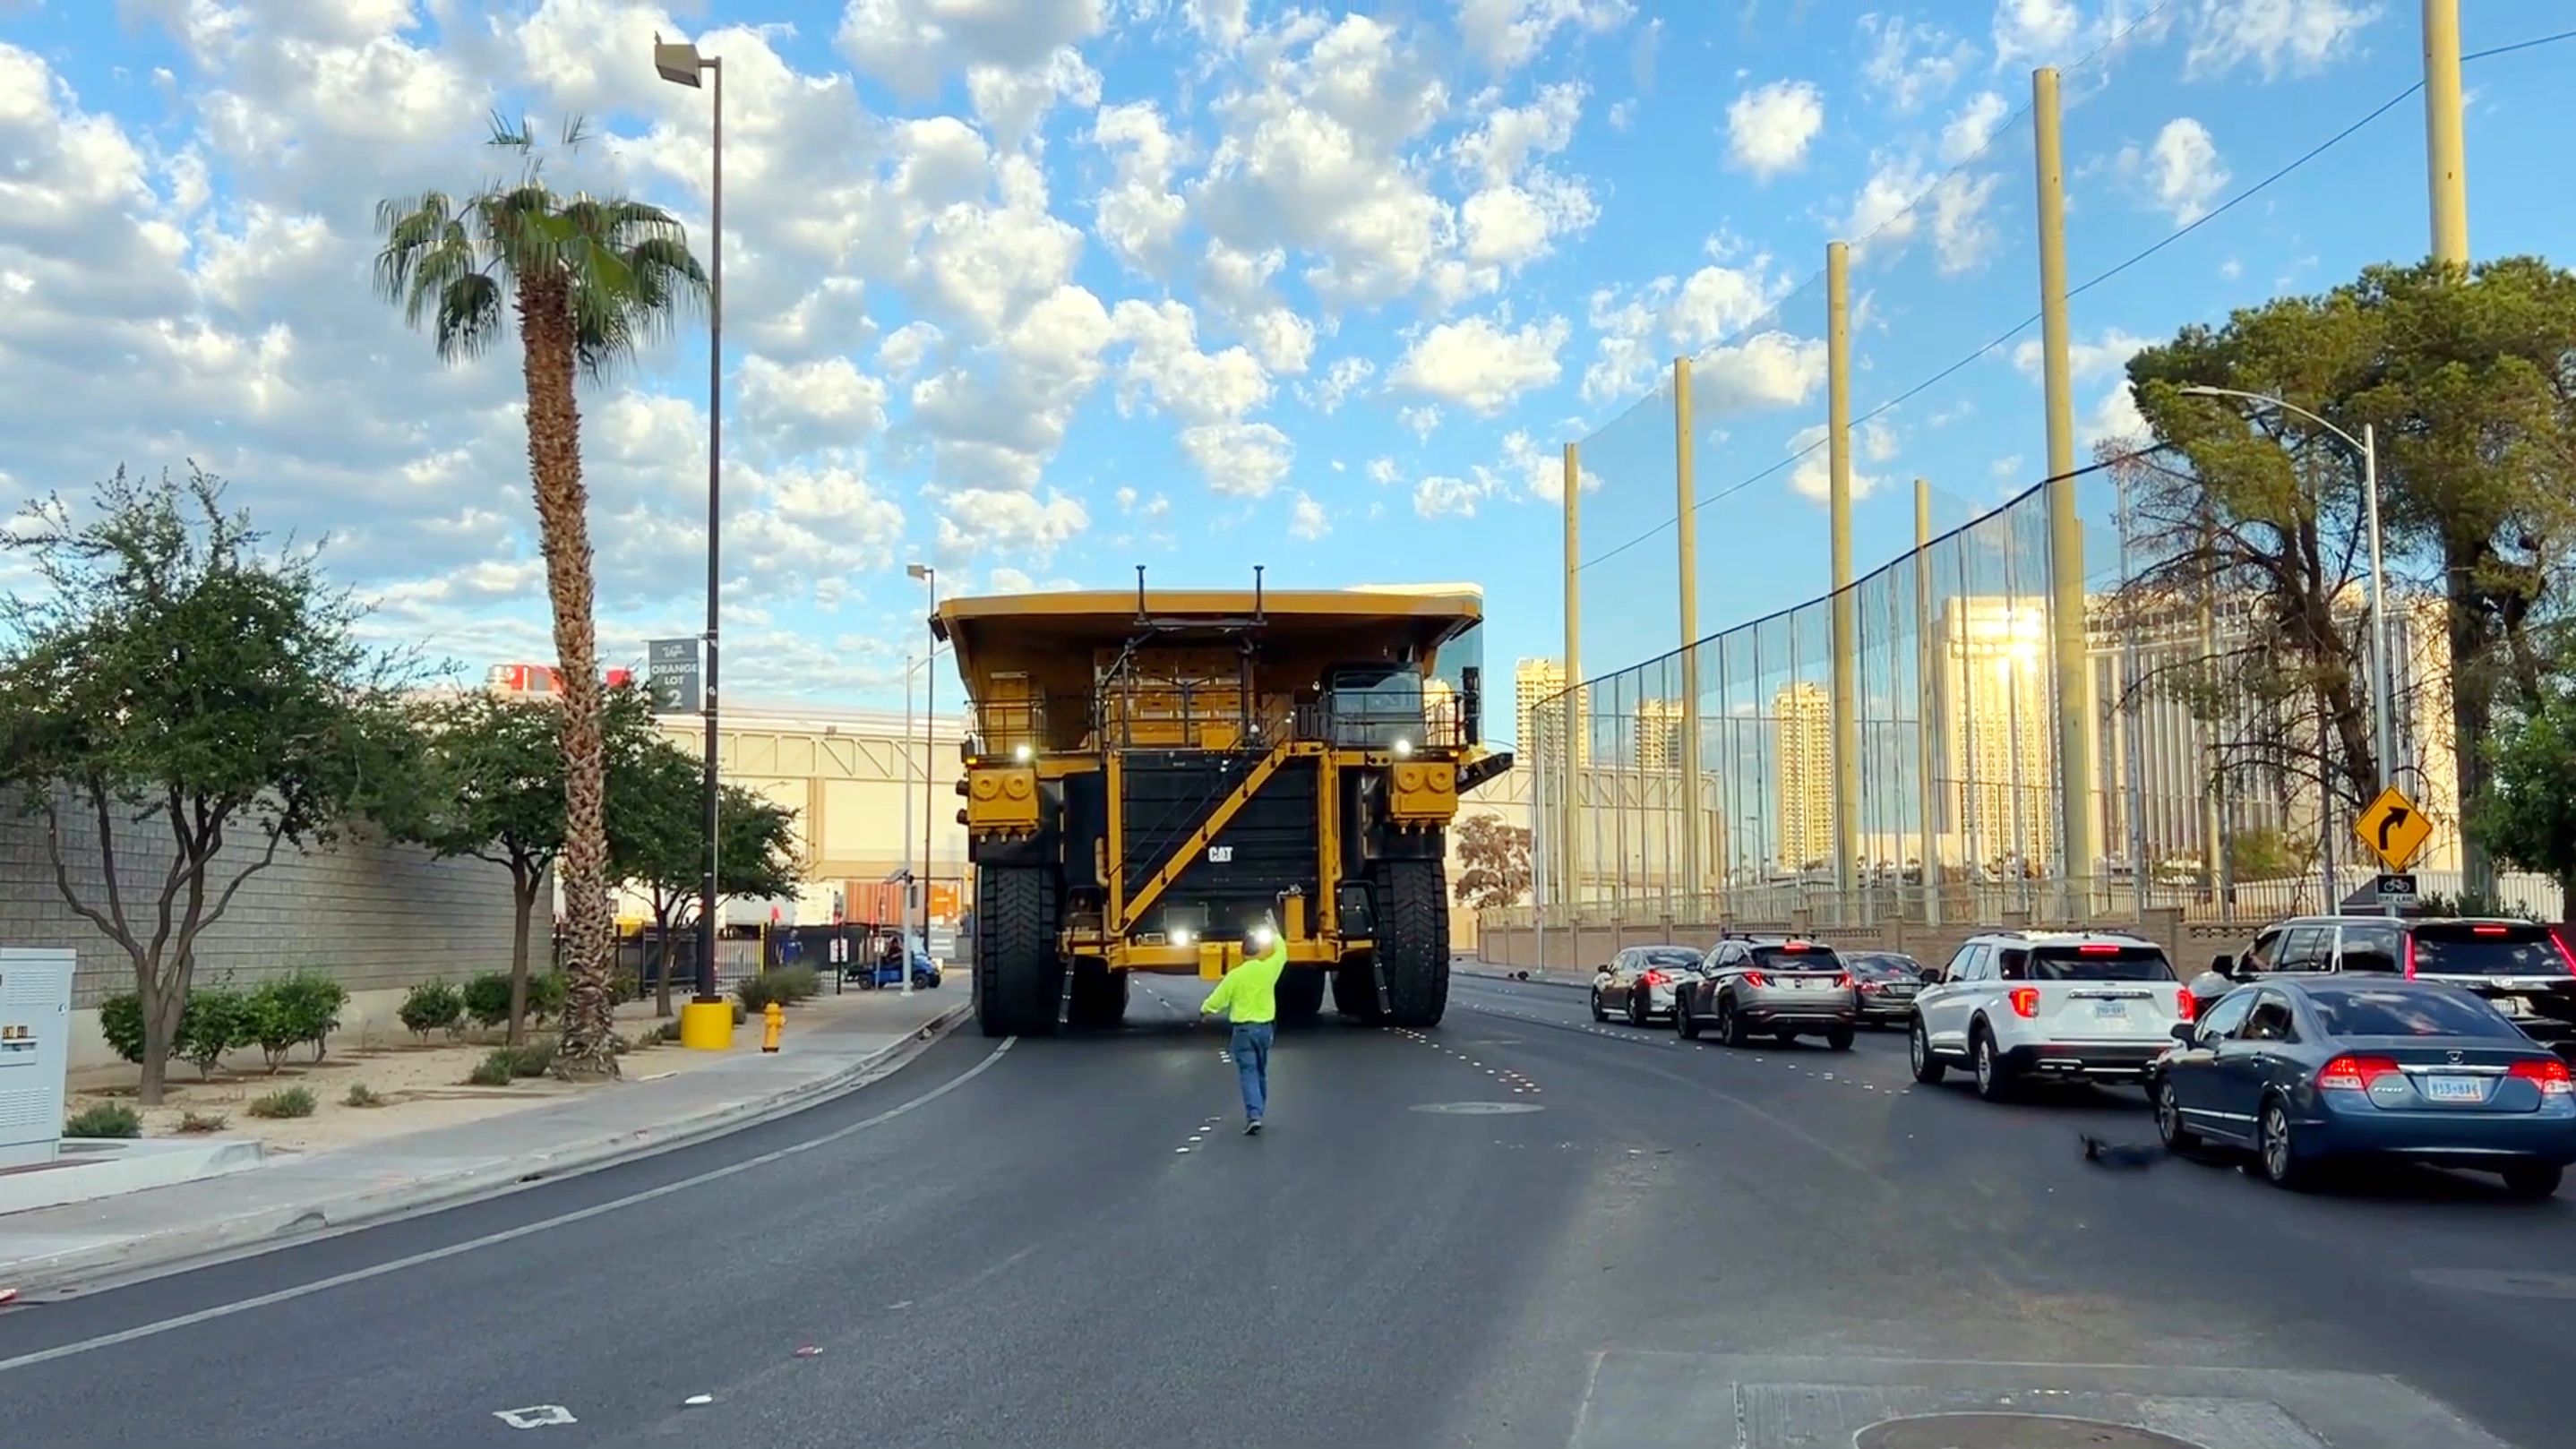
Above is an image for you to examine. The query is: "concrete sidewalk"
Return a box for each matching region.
[0,990,968,1294]
[1455,957,1588,990]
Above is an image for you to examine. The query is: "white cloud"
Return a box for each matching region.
[1693,332,1831,415]
[1859,13,1976,113]
[1839,151,2003,276]
[1288,490,1330,539]
[2119,117,2230,226]
[2184,0,2379,81]
[1723,80,1825,180]
[1939,90,2009,164]
[837,0,1108,98]
[1090,100,1189,275]
[1180,421,1294,498]
[1299,356,1376,413]
[740,355,891,452]
[1786,422,1888,506]
[932,486,1089,563]
[1582,246,1801,405]
[1990,0,2084,70]
[1413,473,1489,519]
[1391,313,1569,415]
[1455,0,1633,73]
[1399,404,1443,439]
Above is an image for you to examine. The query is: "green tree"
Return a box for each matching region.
[2225,827,2317,885]
[0,467,410,1104]
[2121,258,2576,891]
[410,684,659,1044]
[2475,688,2576,923]
[374,117,708,1080]
[609,736,803,1017]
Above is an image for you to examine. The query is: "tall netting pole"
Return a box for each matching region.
[1915,477,1938,924]
[2423,0,2469,264]
[1825,239,1859,899]
[1562,444,1582,917]
[1672,357,1704,913]
[2032,64,2097,916]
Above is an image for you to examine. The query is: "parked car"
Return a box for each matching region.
[2205,916,2576,1056]
[1676,937,1856,1050]
[1845,951,1928,1027]
[1590,946,1707,1025]
[2150,977,2576,1196]
[1910,930,2189,1100]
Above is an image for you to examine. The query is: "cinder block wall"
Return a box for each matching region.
[2,786,529,1013]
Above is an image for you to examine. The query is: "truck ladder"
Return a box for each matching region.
[1114,738,1318,933]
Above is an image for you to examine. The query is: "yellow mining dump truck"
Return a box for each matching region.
[933,576,1511,1036]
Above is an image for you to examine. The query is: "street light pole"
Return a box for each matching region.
[906,563,939,996]
[654,33,724,1004]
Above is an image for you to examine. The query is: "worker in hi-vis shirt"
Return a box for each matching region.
[1199,913,1289,1135]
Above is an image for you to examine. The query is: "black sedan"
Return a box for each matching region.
[1843,951,1927,1027]
[2150,977,2576,1197]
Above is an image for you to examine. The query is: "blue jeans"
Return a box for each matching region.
[1230,1022,1275,1120]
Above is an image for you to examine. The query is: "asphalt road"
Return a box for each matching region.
[2,972,2572,1448]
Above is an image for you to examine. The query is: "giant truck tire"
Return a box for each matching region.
[1331,964,1383,1021]
[975,865,1063,1037]
[1066,958,1129,1029]
[1276,966,1327,1026]
[1371,858,1449,1028]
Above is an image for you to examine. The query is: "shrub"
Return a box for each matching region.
[509,1037,557,1078]
[770,966,821,1004]
[64,1102,142,1138]
[245,982,305,1075]
[654,1018,684,1043]
[398,981,465,1042]
[176,1110,229,1134]
[246,1085,317,1119]
[462,972,514,1030]
[179,988,253,1080]
[98,993,146,1064]
[734,974,776,1012]
[467,1050,515,1086]
[731,999,746,1026]
[612,973,641,1005]
[275,971,349,1061]
[344,1083,386,1108]
[527,969,570,1022]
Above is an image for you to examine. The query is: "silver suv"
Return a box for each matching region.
[1676,936,1857,1050]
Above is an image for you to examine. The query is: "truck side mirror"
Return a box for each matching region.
[2209,953,2235,978]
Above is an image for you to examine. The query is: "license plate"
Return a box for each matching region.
[1785,978,1809,990]
[1888,986,1917,997]
[2425,1076,2486,1103]
[2091,1000,2128,1020]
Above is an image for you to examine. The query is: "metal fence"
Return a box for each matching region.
[1528,469,2486,930]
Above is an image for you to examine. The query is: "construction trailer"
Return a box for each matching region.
[932,575,1512,1035]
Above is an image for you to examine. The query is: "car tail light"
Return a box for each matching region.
[2508,1059,2575,1096]
[1641,970,1665,987]
[1836,971,1855,989]
[2403,935,2417,979]
[2553,932,2576,974]
[2078,942,2119,954]
[2176,987,2196,1022]
[2318,1055,2401,1091]
[2008,986,2040,1018]
[2473,924,2509,935]
[1742,970,1769,988]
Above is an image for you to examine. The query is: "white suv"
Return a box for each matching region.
[1909,930,2194,1101]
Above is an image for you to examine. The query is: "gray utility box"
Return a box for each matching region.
[0,948,77,1170]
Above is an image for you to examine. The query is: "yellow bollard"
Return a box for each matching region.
[761,1000,784,1053]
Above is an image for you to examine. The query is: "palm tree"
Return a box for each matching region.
[374,117,708,1080]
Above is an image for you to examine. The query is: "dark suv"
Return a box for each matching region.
[2208,916,2576,1053]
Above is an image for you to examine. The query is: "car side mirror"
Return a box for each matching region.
[2170,1022,2198,1044]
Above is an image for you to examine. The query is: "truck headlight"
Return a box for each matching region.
[1392,737,1413,758]
[1172,927,1194,947]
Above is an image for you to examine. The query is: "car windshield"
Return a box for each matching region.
[2307,985,2520,1038]
[2409,924,2569,977]
[1846,956,1918,981]
[1751,944,1842,971]
[2025,945,2175,982]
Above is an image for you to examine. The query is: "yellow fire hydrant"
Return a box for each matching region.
[761,1000,785,1053]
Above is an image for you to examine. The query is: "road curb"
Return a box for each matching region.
[2,1000,974,1295]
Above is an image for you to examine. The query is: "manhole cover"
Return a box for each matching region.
[1408,1102,1545,1115]
[1855,1414,2208,1449]
[2412,1266,2576,1299]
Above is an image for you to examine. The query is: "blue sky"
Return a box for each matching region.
[1,1,2568,740]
